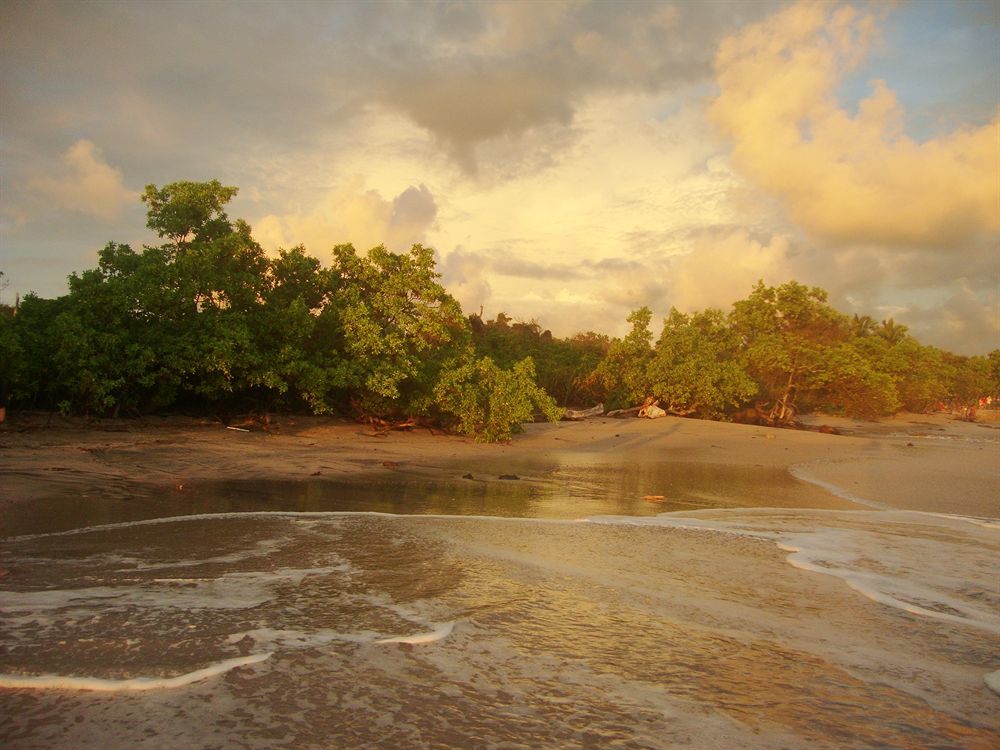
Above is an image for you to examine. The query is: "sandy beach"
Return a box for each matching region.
[2,411,997,531]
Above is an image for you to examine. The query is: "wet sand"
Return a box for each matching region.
[1,411,997,530]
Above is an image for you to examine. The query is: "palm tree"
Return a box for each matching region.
[877,318,909,345]
[851,313,876,337]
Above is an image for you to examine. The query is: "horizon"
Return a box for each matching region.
[1,0,998,354]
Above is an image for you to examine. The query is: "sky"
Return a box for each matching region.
[1,0,998,354]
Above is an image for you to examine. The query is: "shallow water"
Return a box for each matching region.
[1,459,856,538]
[1,469,998,748]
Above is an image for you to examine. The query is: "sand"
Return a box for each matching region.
[1,410,997,525]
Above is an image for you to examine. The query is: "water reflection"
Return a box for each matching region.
[3,460,860,537]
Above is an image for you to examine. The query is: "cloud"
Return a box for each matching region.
[896,280,1000,353]
[710,2,1000,248]
[369,1,778,171]
[438,247,493,315]
[28,140,135,222]
[254,178,438,255]
[664,229,795,311]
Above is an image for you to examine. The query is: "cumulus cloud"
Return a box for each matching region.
[896,280,1000,352]
[438,248,493,314]
[664,229,796,311]
[28,140,135,222]
[254,178,437,255]
[710,2,1000,248]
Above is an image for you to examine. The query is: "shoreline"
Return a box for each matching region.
[1,411,997,531]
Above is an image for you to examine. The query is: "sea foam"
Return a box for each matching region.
[985,670,1000,697]
[584,508,1000,635]
[375,621,455,644]
[0,652,271,692]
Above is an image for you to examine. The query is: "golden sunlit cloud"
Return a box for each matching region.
[711,2,1000,248]
[255,177,437,255]
[667,229,795,311]
[28,140,135,222]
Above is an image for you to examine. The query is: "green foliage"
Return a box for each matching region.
[988,349,1000,400]
[806,341,900,418]
[592,307,654,409]
[647,308,756,418]
[854,336,951,413]
[7,293,71,407]
[730,281,851,421]
[468,313,609,406]
[142,180,239,247]
[0,308,24,406]
[331,243,469,417]
[945,353,992,409]
[434,356,561,442]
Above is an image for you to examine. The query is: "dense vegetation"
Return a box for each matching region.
[1,181,997,440]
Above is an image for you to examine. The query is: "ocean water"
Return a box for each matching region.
[1,474,998,748]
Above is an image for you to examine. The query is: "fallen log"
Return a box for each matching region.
[664,405,697,417]
[606,406,642,418]
[562,403,605,421]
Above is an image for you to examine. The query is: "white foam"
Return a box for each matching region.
[788,463,887,509]
[778,539,1000,635]
[376,621,455,644]
[116,537,288,571]
[586,509,1000,635]
[226,627,377,649]
[8,507,996,640]
[0,652,271,692]
[985,670,1000,697]
[5,509,570,542]
[0,563,351,620]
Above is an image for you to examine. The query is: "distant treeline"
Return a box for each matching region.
[1,181,997,441]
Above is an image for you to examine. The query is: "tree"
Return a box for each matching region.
[138,181,274,406]
[877,318,909,345]
[0,302,23,413]
[592,307,654,409]
[989,349,1000,401]
[946,353,992,416]
[855,336,951,413]
[142,180,239,248]
[851,314,877,338]
[730,281,849,423]
[647,308,756,418]
[808,340,900,418]
[434,356,561,442]
[331,243,469,417]
[468,313,610,406]
[9,293,72,409]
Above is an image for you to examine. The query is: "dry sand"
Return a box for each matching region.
[2,410,997,527]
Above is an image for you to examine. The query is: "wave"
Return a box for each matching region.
[6,505,996,641]
[0,652,271,692]
[788,462,888,509]
[584,508,1000,635]
[376,621,455,644]
[986,670,1000,697]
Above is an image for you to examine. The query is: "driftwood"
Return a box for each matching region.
[638,402,666,419]
[729,400,801,428]
[665,405,697,417]
[608,397,694,419]
[606,406,642,418]
[562,403,604,421]
[356,413,442,437]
